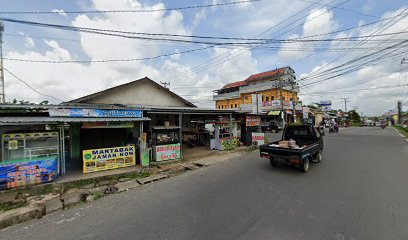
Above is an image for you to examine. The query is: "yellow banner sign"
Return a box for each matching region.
[82,145,135,173]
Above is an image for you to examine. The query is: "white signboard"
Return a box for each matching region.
[294,101,303,111]
[252,132,265,146]
[263,100,281,109]
[303,107,309,119]
[251,93,263,114]
[319,100,332,112]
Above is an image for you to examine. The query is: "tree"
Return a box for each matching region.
[348,110,361,123]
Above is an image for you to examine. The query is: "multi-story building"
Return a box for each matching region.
[213,66,299,111]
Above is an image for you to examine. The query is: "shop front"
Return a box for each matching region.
[52,108,149,174]
[0,105,151,189]
[144,108,237,162]
[0,131,60,190]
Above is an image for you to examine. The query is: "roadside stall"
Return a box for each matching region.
[151,126,181,162]
[209,121,239,151]
[182,120,210,147]
[0,131,59,189]
[48,107,148,174]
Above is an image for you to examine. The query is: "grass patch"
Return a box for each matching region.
[92,191,104,200]
[394,125,408,138]
[63,178,96,191]
[0,202,26,212]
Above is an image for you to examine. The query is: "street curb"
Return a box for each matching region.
[393,127,408,142]
[0,148,254,230]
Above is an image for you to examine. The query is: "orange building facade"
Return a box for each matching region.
[213,67,299,110]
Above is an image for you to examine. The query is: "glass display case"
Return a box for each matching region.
[151,126,181,162]
[151,126,180,146]
[0,132,59,189]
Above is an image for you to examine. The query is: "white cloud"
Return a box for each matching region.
[278,8,338,61]
[192,8,207,29]
[24,36,35,48]
[169,49,181,61]
[4,0,188,103]
[52,9,67,16]
[298,6,408,115]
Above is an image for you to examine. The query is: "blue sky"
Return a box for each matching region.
[1,0,408,115]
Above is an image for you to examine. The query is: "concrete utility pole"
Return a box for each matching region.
[160,81,170,88]
[397,100,402,124]
[341,98,349,112]
[0,21,4,103]
[279,72,285,127]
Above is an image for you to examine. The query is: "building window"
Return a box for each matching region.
[266,96,269,101]
[231,104,233,108]
[218,106,221,109]
[245,96,249,100]
[282,97,285,101]
[271,96,275,100]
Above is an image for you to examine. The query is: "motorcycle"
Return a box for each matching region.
[380,123,386,129]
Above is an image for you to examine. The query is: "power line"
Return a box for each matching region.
[296,0,380,19]
[2,45,215,63]
[162,0,349,83]
[2,67,63,102]
[4,16,408,45]
[299,84,408,95]
[0,0,261,14]
[299,7,408,84]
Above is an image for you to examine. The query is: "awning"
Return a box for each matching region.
[0,117,150,125]
[268,111,281,116]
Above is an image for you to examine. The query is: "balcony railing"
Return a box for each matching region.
[212,91,240,100]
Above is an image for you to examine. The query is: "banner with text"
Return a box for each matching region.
[0,157,57,190]
[154,144,181,162]
[83,146,135,173]
[252,132,265,146]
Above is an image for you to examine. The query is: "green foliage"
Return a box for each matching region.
[92,191,104,200]
[0,202,26,212]
[394,125,408,138]
[288,122,302,126]
[348,110,361,123]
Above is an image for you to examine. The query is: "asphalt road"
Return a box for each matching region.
[2,127,408,240]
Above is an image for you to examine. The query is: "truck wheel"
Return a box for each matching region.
[315,150,322,163]
[301,158,310,173]
[270,158,277,167]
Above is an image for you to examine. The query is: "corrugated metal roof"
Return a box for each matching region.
[222,81,247,89]
[0,117,150,125]
[245,68,285,82]
[66,77,197,107]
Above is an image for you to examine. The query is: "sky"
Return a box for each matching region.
[0,0,408,116]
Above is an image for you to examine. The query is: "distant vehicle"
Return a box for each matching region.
[261,120,282,133]
[260,125,324,173]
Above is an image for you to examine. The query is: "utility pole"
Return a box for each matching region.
[279,73,285,127]
[397,100,402,124]
[160,81,170,88]
[0,21,4,103]
[341,98,349,112]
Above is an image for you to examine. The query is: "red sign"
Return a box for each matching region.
[246,116,261,127]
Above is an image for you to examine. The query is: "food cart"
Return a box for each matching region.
[0,132,60,189]
[151,126,181,162]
